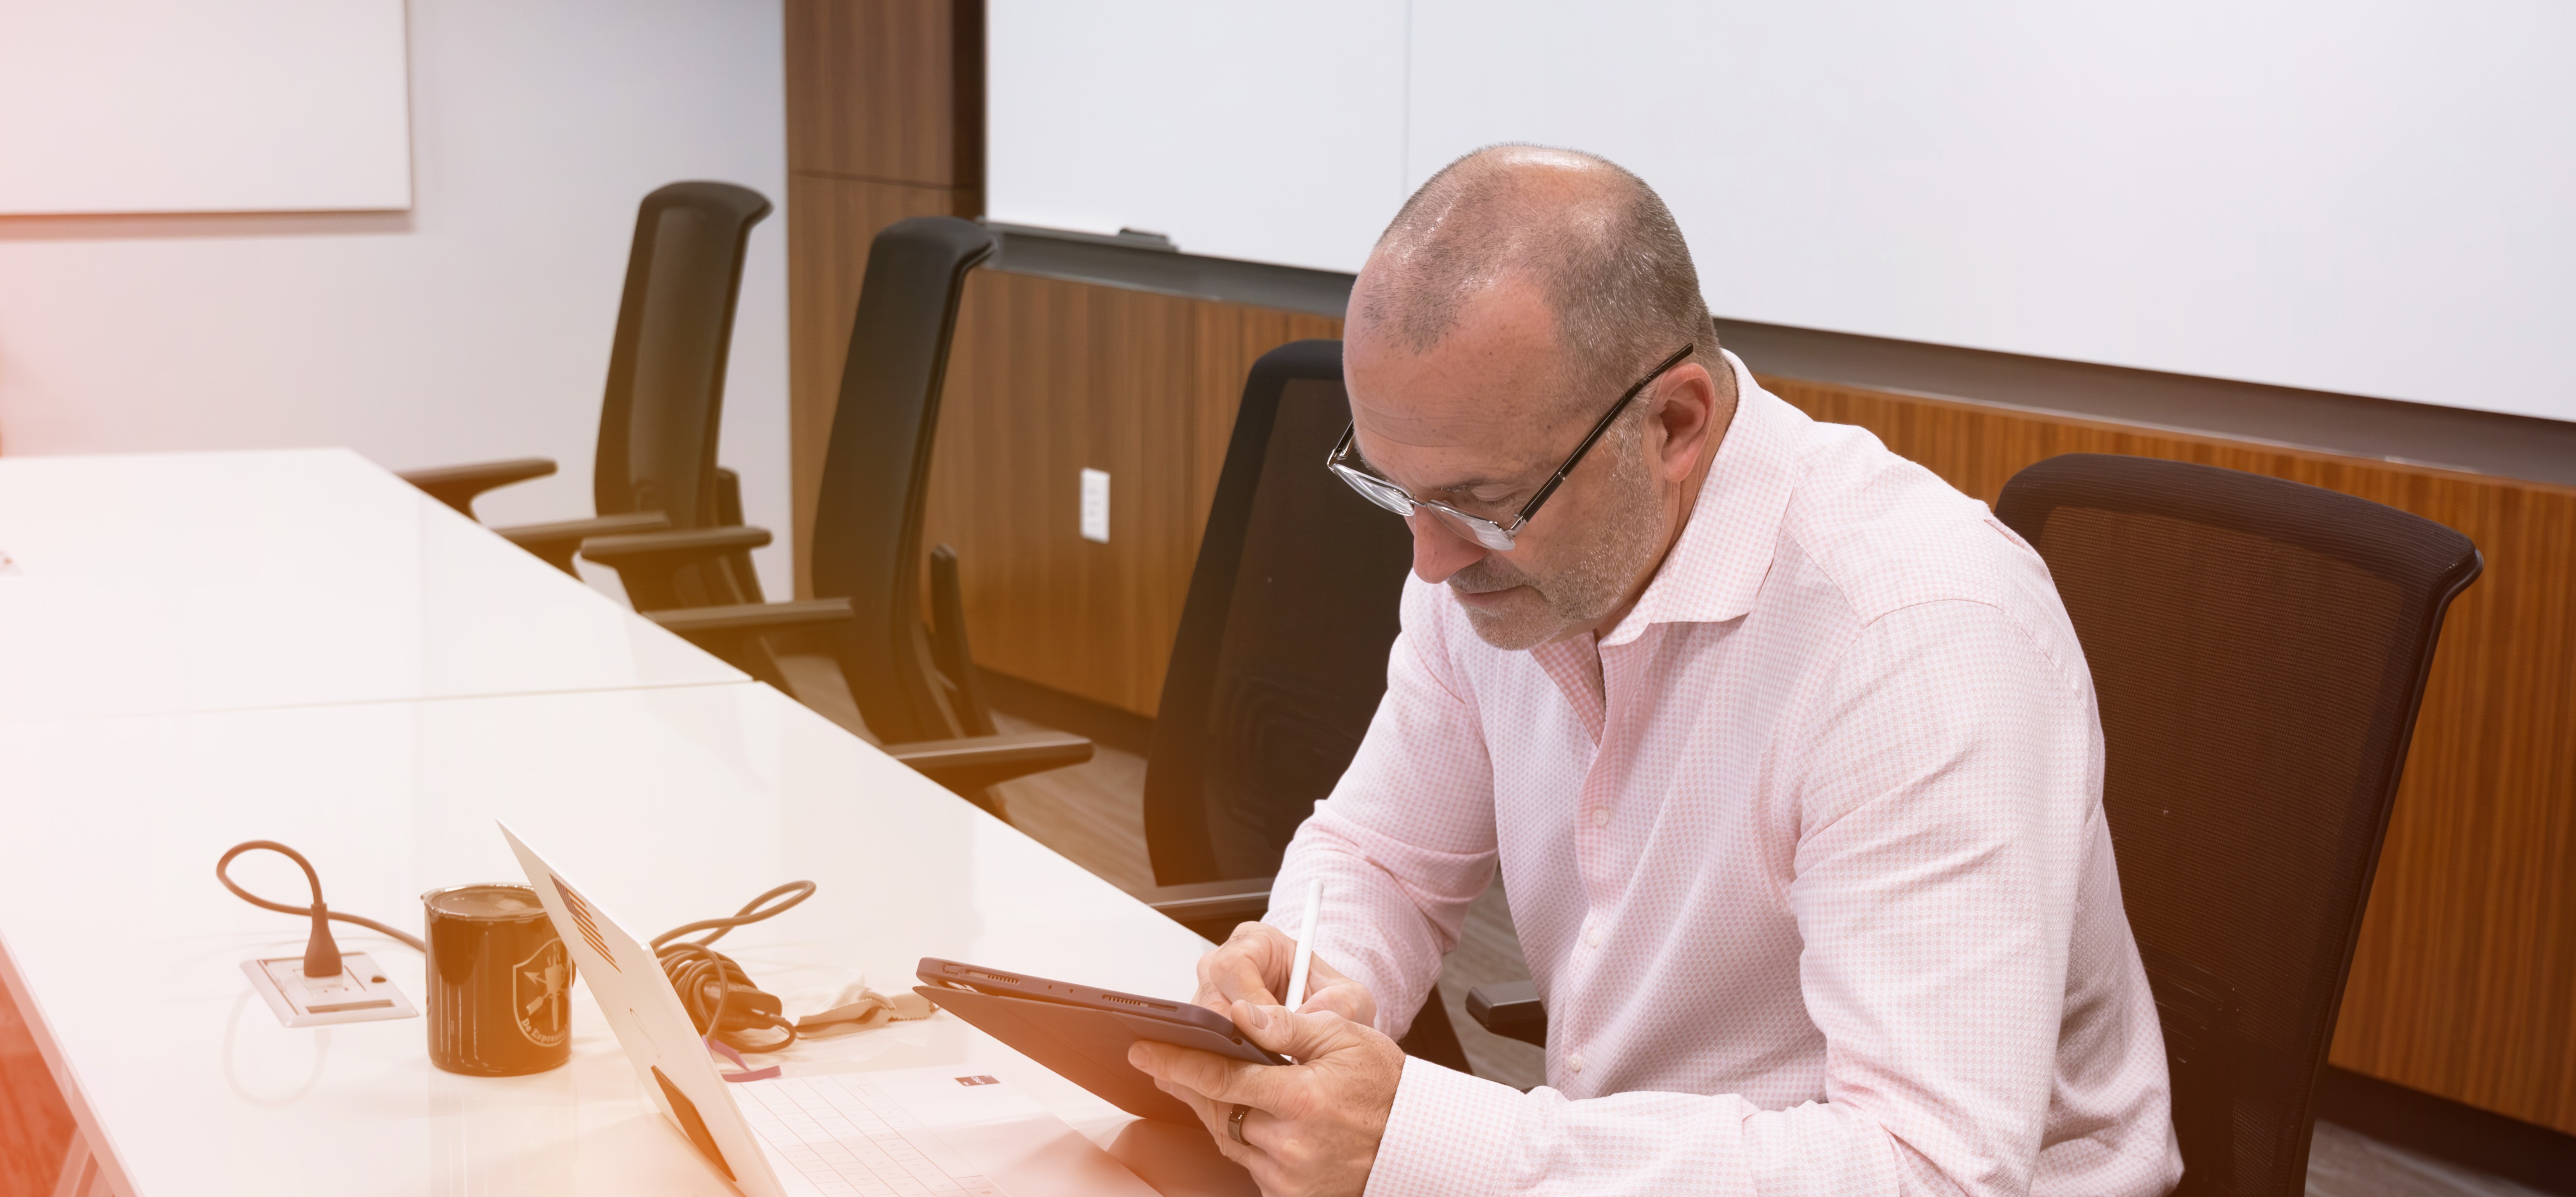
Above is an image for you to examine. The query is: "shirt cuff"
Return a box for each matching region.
[1364,1056,1526,1197]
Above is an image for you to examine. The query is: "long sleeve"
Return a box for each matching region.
[1361,600,2114,1197]
[1264,578,1501,1041]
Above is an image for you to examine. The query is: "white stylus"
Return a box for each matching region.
[1284,878,1323,1010]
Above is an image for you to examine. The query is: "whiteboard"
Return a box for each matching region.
[986,0,1406,276]
[987,1,2576,422]
[0,0,412,215]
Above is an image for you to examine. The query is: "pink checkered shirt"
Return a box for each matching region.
[1265,353,2181,1197]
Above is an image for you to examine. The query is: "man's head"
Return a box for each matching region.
[1344,145,1735,650]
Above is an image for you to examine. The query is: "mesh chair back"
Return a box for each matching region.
[1145,340,1416,886]
[809,217,997,745]
[592,181,773,529]
[1994,454,2480,1197]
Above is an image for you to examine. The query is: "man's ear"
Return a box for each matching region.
[1651,363,1721,483]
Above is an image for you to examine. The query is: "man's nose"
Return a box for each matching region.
[1409,510,1487,584]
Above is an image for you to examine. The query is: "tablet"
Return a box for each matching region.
[914,957,1283,1124]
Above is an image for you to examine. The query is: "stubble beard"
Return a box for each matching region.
[1448,425,1667,652]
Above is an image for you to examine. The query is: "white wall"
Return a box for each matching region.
[0,0,795,601]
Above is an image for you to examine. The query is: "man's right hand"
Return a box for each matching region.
[1196,922,1378,1029]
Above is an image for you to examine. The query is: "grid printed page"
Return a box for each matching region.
[740,1075,1003,1197]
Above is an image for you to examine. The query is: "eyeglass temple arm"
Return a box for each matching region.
[1326,422,1359,469]
[1508,344,1697,529]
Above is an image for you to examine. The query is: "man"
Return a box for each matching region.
[1127,146,2180,1197]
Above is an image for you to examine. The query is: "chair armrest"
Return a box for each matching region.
[639,600,853,685]
[1465,980,1547,1047]
[582,526,774,611]
[580,525,772,570]
[397,457,556,517]
[883,730,1094,795]
[1132,878,1274,943]
[491,511,671,575]
[644,599,853,638]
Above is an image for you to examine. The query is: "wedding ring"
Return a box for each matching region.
[1227,1103,1250,1145]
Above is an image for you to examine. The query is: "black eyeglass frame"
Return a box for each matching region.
[1326,344,1698,552]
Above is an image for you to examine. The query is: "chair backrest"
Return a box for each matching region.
[1144,340,1417,886]
[592,181,773,529]
[1994,453,2481,1197]
[808,216,997,745]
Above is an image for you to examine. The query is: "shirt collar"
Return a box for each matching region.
[1598,349,1800,648]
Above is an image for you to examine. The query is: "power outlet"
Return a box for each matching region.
[1079,469,1111,543]
[242,952,417,1027]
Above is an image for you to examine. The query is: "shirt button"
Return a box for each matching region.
[1589,807,1610,827]
[1567,1053,1585,1074]
[1584,927,1602,948]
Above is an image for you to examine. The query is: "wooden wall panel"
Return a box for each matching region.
[1763,376,2576,1135]
[923,272,1338,716]
[783,0,968,188]
[783,0,981,594]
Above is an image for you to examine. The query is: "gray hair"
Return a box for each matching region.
[1354,144,1719,415]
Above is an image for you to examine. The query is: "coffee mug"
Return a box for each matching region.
[422,884,573,1076]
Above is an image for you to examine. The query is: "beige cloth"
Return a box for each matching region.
[786,972,934,1036]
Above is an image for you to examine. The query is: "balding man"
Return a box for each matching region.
[1127,147,2181,1197]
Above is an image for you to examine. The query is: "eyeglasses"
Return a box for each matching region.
[1326,344,1695,552]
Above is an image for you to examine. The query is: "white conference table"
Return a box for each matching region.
[0,452,1244,1197]
[0,449,741,723]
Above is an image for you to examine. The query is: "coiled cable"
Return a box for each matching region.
[649,881,817,1053]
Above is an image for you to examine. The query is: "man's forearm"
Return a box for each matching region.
[1265,808,1490,1041]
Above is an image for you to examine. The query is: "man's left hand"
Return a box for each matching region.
[1126,999,1405,1197]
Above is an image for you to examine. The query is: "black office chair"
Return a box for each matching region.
[1997,454,2477,1196]
[399,180,774,603]
[1466,455,2484,1171]
[1133,339,1472,1073]
[580,216,1091,805]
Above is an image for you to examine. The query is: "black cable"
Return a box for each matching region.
[216,841,814,1055]
[651,882,816,1054]
[649,881,815,952]
[216,841,427,965]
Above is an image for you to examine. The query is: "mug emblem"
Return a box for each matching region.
[514,937,573,1047]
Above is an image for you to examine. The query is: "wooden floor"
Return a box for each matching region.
[2307,1121,2552,1197]
[2,976,74,1195]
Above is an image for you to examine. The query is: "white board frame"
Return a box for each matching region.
[0,0,413,216]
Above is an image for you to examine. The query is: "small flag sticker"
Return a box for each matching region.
[552,878,619,972]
